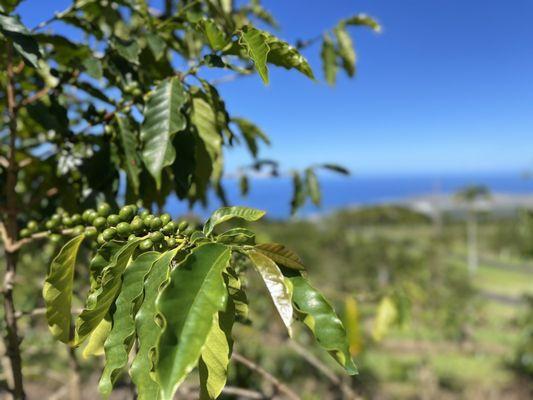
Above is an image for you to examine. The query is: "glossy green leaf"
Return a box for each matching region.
[141,77,188,189]
[99,252,159,398]
[264,32,314,79]
[198,302,235,400]
[334,25,356,77]
[287,273,357,375]
[255,243,305,271]
[200,19,228,51]
[0,12,41,68]
[321,34,337,85]
[248,250,293,335]
[116,114,141,194]
[203,206,265,236]
[155,243,231,400]
[130,249,180,400]
[74,238,142,345]
[238,26,270,84]
[42,234,85,343]
[344,14,382,32]
[305,168,321,206]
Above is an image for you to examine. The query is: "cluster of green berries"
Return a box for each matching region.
[21,203,190,250]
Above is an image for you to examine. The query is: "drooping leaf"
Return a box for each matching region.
[141,77,188,189]
[305,168,321,206]
[321,34,337,85]
[82,316,112,359]
[264,32,314,79]
[203,206,265,236]
[286,273,357,374]
[290,171,306,214]
[334,24,356,77]
[99,252,159,398]
[344,14,382,32]
[155,243,231,400]
[42,234,85,343]
[255,243,305,271]
[198,301,235,400]
[130,249,180,400]
[0,11,41,67]
[231,117,270,158]
[74,238,142,345]
[116,114,141,194]
[238,26,270,84]
[247,250,293,335]
[239,174,249,196]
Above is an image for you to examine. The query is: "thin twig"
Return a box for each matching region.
[222,386,267,399]
[232,351,301,400]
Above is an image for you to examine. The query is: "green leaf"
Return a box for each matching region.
[226,268,248,321]
[111,36,141,64]
[231,117,270,158]
[82,317,111,359]
[146,33,166,60]
[42,234,85,343]
[290,171,306,215]
[247,250,293,335]
[0,12,41,68]
[74,238,142,345]
[99,252,159,398]
[334,25,356,77]
[255,243,305,271]
[200,19,228,51]
[319,163,350,175]
[130,249,180,400]
[203,206,265,236]
[155,243,231,400]
[321,34,337,86]
[116,114,141,194]
[82,56,103,80]
[344,14,382,32]
[239,174,249,196]
[141,77,188,189]
[198,303,235,400]
[264,32,314,79]
[287,273,357,374]
[305,168,321,206]
[217,227,256,245]
[238,26,270,84]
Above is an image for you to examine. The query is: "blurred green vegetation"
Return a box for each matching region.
[2,204,533,399]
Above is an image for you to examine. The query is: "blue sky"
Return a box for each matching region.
[17,0,533,176]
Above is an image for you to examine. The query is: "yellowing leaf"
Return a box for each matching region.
[372,296,398,342]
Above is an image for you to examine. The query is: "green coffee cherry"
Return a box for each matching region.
[178,220,189,232]
[128,234,137,241]
[45,219,58,230]
[84,226,98,239]
[149,231,164,243]
[51,214,61,223]
[93,216,107,229]
[20,228,31,238]
[130,217,144,233]
[161,221,176,235]
[71,214,82,225]
[107,214,120,226]
[62,216,73,227]
[87,210,98,224]
[97,202,111,217]
[27,220,38,232]
[102,227,116,241]
[160,213,171,225]
[97,233,106,245]
[72,225,85,236]
[50,233,62,243]
[116,222,131,237]
[165,237,177,247]
[150,217,163,230]
[139,239,153,251]
[82,209,95,222]
[119,205,135,222]
[139,210,150,218]
[142,215,154,228]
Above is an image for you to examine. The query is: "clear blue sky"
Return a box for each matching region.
[17,0,533,176]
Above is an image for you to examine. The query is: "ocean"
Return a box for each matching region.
[166,172,533,219]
